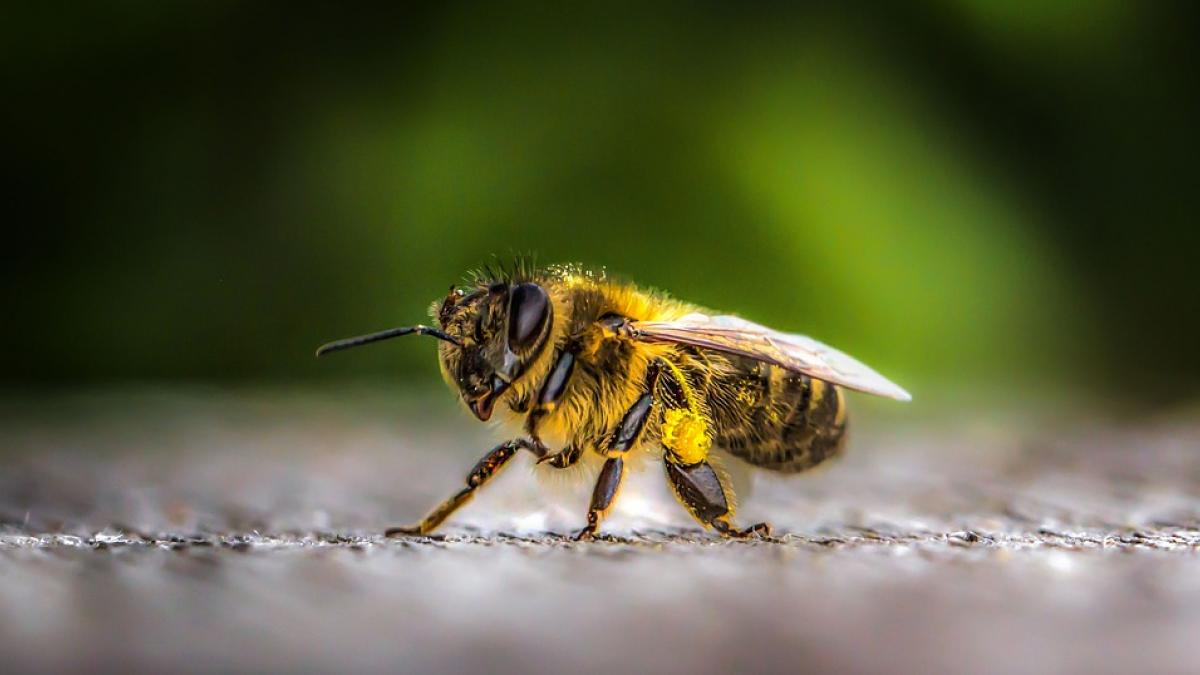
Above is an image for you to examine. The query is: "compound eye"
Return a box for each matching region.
[507,283,550,351]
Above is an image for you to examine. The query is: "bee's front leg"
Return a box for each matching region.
[385,438,531,537]
[521,344,579,454]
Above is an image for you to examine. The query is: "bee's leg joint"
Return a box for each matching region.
[536,443,583,469]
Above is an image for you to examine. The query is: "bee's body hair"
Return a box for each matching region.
[357,261,863,538]
[464,265,848,480]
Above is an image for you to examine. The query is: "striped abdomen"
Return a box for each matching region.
[705,354,847,473]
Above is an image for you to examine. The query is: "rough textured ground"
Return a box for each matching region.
[1,388,1199,674]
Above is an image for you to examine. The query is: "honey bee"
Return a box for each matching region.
[317,262,909,540]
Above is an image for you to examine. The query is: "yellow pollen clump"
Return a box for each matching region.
[662,408,711,465]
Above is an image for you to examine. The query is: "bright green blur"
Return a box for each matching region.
[5,2,1198,405]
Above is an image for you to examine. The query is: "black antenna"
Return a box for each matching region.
[315,325,460,357]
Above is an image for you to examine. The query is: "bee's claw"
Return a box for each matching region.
[741,522,773,539]
[572,527,596,542]
[712,518,774,540]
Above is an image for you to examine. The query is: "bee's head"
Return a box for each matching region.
[434,281,553,421]
[314,277,554,423]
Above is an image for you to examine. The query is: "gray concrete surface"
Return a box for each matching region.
[1,389,1198,674]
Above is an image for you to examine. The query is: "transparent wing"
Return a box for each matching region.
[632,313,911,401]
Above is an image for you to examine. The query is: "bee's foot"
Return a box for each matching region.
[384,525,425,538]
[572,527,597,542]
[739,522,773,539]
[713,519,773,540]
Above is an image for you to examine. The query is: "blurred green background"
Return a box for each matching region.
[4,2,1198,407]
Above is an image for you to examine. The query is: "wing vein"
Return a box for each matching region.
[632,314,910,401]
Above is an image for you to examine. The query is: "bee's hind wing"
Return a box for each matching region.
[632,313,911,402]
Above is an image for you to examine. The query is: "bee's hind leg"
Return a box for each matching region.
[385,438,531,537]
[664,458,772,539]
[654,359,771,539]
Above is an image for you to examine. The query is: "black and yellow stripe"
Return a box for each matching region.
[706,356,848,474]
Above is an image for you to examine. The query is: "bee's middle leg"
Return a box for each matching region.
[522,345,581,469]
[573,362,661,541]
